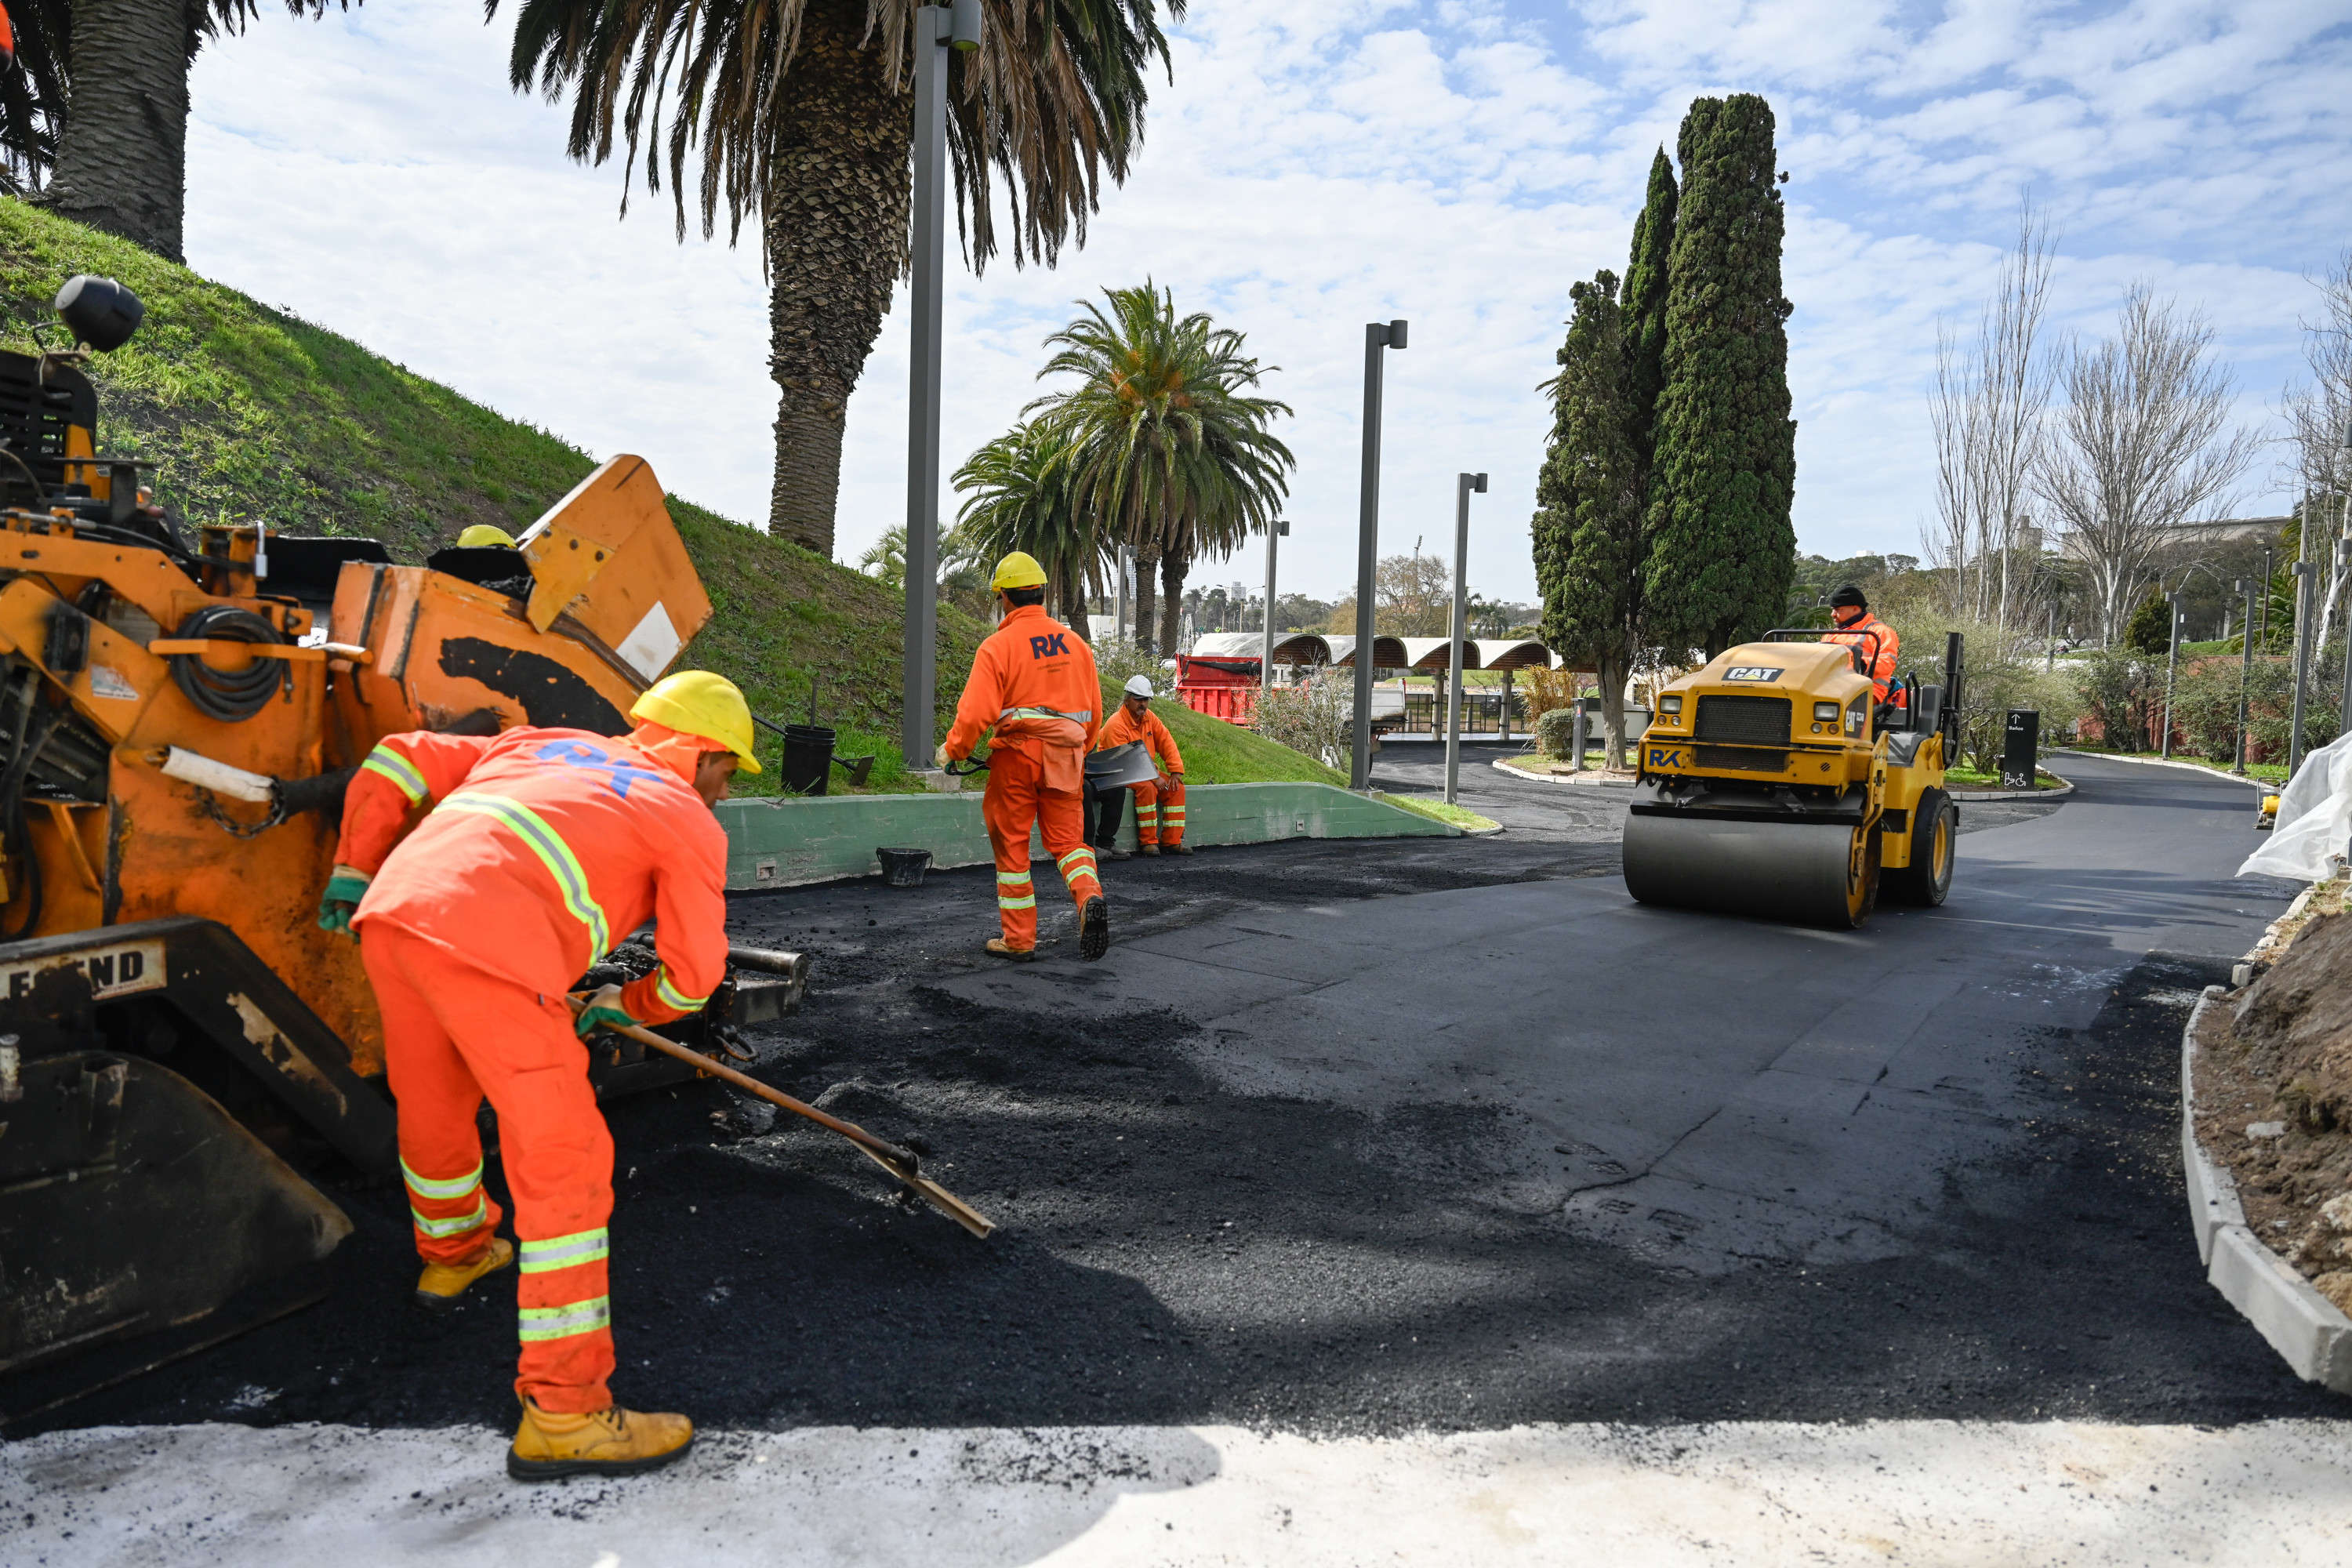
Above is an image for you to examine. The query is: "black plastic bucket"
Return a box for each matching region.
[876,847,932,887]
[782,723,836,796]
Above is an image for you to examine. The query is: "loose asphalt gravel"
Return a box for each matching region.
[22,744,2343,1438]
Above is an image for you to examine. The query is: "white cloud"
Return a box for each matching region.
[185,0,2346,609]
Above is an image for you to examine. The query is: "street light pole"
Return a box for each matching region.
[2161,590,2186,759]
[2290,557,2314,776]
[1261,519,1287,709]
[1445,473,1486,805]
[2234,575,2256,774]
[899,0,982,771]
[1349,319,1407,792]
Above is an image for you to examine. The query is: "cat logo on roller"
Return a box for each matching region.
[1622,628,1965,929]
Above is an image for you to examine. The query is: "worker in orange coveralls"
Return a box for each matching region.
[314,670,760,1481]
[1824,583,1902,703]
[1094,674,1189,856]
[936,551,1109,962]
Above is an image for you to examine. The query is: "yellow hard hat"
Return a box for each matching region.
[630,670,762,775]
[990,551,1048,590]
[457,524,516,549]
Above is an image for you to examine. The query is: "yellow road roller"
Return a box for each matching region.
[1622,630,1963,927]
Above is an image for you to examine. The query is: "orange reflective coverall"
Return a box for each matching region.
[945,604,1104,949]
[1095,705,1186,847]
[337,721,730,1414]
[1826,612,1901,702]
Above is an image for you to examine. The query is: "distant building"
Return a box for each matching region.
[2147,515,2289,546]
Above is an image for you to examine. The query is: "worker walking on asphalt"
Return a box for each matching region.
[1824,583,1901,703]
[938,552,1110,962]
[315,670,760,1481]
[1094,675,1190,856]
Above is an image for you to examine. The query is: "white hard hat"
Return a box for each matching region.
[1123,674,1156,698]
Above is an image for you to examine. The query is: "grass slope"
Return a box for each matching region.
[0,199,996,794]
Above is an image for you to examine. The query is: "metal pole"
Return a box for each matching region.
[1445,474,1485,804]
[2290,557,2314,776]
[2338,538,2352,742]
[899,2,979,769]
[1261,520,1286,707]
[2234,575,2256,774]
[1349,319,1406,791]
[2161,590,2184,759]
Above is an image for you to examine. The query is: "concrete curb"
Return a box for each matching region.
[716,780,1458,891]
[1947,772,2074,802]
[2180,985,2352,1392]
[1494,757,2077,803]
[1490,757,1635,788]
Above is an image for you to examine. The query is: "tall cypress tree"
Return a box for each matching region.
[1623,147,1678,473]
[1642,94,1798,659]
[1534,271,1647,770]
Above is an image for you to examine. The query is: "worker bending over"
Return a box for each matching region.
[1824,583,1901,704]
[1094,675,1189,855]
[316,671,760,1480]
[938,552,1109,961]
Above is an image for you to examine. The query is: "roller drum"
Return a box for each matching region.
[1622,811,1878,929]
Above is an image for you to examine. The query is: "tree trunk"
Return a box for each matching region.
[1131,545,1160,653]
[1599,651,1627,771]
[1159,553,1187,656]
[47,0,188,261]
[762,0,911,558]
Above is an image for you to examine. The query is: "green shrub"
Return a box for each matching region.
[1535,707,1579,759]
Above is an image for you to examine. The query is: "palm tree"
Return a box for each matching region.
[31,0,357,261]
[952,416,1103,629]
[1032,282,1292,653]
[500,0,1182,559]
[0,0,70,197]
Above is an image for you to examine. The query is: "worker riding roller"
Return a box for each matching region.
[317,670,761,1480]
[1091,676,1189,857]
[938,553,1110,963]
[1823,583,1900,704]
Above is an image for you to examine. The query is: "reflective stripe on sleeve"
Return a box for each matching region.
[655,966,708,1012]
[517,1295,612,1343]
[412,1196,488,1238]
[441,793,612,956]
[401,1156,483,1201]
[519,1227,610,1275]
[361,743,430,804]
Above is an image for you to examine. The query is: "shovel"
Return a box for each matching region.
[567,996,994,1238]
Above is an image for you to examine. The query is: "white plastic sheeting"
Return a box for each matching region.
[2238,730,2352,883]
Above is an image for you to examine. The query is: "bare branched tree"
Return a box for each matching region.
[2040,285,2260,641]
[2283,247,2352,644]
[1925,198,2056,628]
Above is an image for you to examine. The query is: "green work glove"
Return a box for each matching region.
[316,865,371,940]
[933,741,952,769]
[573,982,637,1040]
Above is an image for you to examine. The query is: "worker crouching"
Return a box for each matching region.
[938,553,1110,962]
[316,670,762,1480]
[1092,675,1189,855]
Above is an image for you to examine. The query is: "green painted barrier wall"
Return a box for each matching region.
[717,782,1457,891]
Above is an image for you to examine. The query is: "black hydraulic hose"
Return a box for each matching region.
[167,604,285,722]
[0,705,64,939]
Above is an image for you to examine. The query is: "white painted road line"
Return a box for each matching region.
[7,1419,2348,1566]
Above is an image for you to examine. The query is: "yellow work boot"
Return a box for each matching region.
[508,1399,695,1480]
[985,938,1036,962]
[413,1236,514,1312]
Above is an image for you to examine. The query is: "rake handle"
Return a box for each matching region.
[569,999,919,1170]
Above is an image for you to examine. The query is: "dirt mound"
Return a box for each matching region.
[2195,911,2352,1301]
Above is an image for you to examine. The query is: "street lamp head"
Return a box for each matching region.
[1275,519,1290,536]
[1473,472,1489,493]
[949,0,982,48]
[1387,319,1408,350]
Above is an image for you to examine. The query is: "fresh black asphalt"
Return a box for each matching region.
[31,746,2343,1436]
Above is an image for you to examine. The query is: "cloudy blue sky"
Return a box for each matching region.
[186,0,2350,605]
